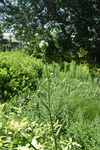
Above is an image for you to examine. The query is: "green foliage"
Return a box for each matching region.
[6,70,100,149]
[0,50,100,149]
[42,60,91,81]
[63,60,91,81]
[65,108,100,150]
[0,103,81,150]
[19,62,100,149]
[18,61,100,124]
[1,0,100,62]
[87,62,100,81]
[78,47,88,58]
[23,28,59,63]
[0,51,43,102]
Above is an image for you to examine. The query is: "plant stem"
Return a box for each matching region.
[49,110,57,150]
[44,52,57,150]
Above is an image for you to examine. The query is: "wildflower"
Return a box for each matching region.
[39,40,48,49]
[35,33,39,36]
[50,72,53,75]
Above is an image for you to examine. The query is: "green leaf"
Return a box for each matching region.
[41,100,50,111]
[55,118,66,138]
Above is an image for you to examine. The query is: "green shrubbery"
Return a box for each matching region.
[0,51,43,102]
[27,73,99,123]
[42,60,91,81]
[0,103,81,150]
[0,49,100,149]
[65,108,100,150]
[88,62,100,81]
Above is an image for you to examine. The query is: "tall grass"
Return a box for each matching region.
[11,58,100,123]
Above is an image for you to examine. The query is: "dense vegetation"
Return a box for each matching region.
[0,51,43,101]
[0,0,100,62]
[0,49,100,149]
[0,0,100,149]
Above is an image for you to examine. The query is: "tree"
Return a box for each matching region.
[71,0,100,62]
[0,0,100,62]
[0,24,3,48]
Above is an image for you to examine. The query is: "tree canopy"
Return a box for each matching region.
[0,0,100,62]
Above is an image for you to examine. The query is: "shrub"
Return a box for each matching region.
[0,51,43,102]
[0,103,81,150]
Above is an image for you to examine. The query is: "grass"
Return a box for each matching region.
[0,50,100,149]
[8,60,100,149]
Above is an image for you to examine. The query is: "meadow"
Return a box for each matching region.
[0,50,100,150]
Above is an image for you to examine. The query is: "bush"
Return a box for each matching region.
[0,51,43,102]
[0,103,81,150]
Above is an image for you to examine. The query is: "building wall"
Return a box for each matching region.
[3,33,20,42]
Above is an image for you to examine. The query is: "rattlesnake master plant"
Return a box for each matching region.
[38,40,81,150]
[39,40,48,49]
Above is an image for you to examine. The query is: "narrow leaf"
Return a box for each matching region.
[41,100,50,111]
[30,143,38,150]
[55,119,66,138]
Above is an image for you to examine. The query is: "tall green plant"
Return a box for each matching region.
[66,60,91,81]
[39,40,57,150]
[39,40,81,150]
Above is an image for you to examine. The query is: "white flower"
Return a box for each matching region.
[45,42,48,47]
[50,73,53,75]
[39,40,48,48]
[35,33,39,36]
